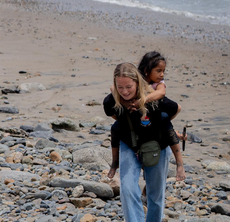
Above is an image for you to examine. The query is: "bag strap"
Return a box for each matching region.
[125,111,138,150]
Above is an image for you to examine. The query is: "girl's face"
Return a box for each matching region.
[147,60,166,83]
[115,76,137,101]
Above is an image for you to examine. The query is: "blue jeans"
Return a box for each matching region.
[119,141,172,222]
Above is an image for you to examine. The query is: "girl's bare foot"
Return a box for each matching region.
[108,167,117,178]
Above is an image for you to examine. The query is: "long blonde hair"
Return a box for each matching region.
[113,62,153,116]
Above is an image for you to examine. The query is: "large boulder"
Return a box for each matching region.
[72,146,112,171]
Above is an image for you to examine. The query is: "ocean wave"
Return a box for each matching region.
[93,0,230,26]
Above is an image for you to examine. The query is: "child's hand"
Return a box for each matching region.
[176,164,186,181]
[175,130,187,141]
[128,99,140,112]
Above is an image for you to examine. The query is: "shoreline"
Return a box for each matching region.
[1,0,230,47]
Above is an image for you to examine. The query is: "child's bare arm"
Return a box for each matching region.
[146,83,166,103]
[131,83,166,110]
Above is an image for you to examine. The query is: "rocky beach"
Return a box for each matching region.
[0,0,230,221]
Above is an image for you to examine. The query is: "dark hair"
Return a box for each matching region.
[138,51,166,80]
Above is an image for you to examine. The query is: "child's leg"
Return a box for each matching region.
[108,121,121,178]
[161,114,186,181]
[161,112,173,131]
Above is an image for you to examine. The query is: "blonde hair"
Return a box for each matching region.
[113,62,153,116]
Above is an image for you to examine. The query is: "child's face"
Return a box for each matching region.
[115,76,137,101]
[147,60,166,83]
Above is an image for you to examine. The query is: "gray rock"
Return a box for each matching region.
[72,213,84,222]
[219,180,230,191]
[26,191,52,200]
[29,131,53,140]
[0,163,24,170]
[210,215,230,222]
[164,209,179,218]
[0,157,5,163]
[211,203,230,216]
[202,160,230,171]
[51,190,68,199]
[32,158,49,166]
[49,177,114,198]
[167,168,176,178]
[34,123,53,132]
[89,129,105,135]
[18,82,46,92]
[187,218,210,222]
[96,125,111,131]
[184,165,194,172]
[20,125,34,133]
[49,118,80,131]
[34,215,57,222]
[43,147,72,159]
[72,146,112,171]
[215,191,228,200]
[79,121,96,128]
[180,190,192,200]
[222,137,230,142]
[35,138,56,149]
[0,170,40,183]
[1,85,19,94]
[187,132,202,143]
[0,144,9,154]
[0,106,19,114]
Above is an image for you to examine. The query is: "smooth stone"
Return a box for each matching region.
[34,123,53,132]
[18,82,46,92]
[0,106,19,114]
[49,118,80,131]
[79,121,96,128]
[26,191,52,200]
[187,133,202,143]
[219,180,230,191]
[49,177,114,198]
[89,129,105,135]
[0,144,9,154]
[211,203,230,216]
[0,170,40,183]
[72,146,111,171]
[203,161,230,171]
[51,190,68,200]
[29,131,53,140]
[35,138,56,149]
[34,215,57,222]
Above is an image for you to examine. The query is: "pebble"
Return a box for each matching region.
[0,124,230,222]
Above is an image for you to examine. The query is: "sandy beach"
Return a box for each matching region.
[0,0,230,220]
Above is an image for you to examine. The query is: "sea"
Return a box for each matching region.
[1,0,230,27]
[93,0,230,26]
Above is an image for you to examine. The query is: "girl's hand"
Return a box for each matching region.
[176,164,186,181]
[128,99,140,112]
[175,130,187,141]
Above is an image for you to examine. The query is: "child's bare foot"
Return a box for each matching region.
[108,167,117,178]
[176,165,186,181]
